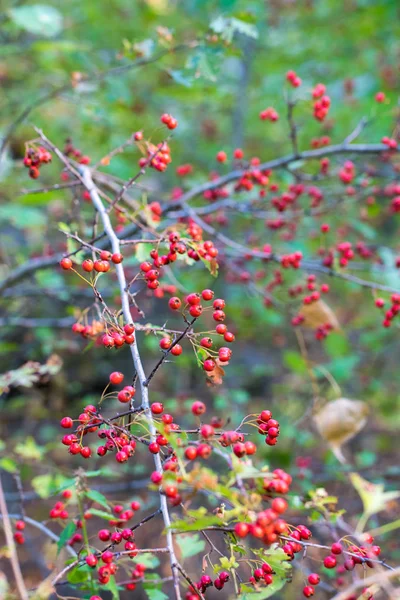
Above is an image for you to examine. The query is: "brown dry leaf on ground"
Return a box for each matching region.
[313,397,369,463]
[299,299,340,330]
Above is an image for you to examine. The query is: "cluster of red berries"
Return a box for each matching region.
[235,164,271,192]
[219,429,256,457]
[139,141,172,172]
[249,561,275,589]
[375,293,400,328]
[60,249,124,274]
[176,163,193,176]
[310,135,330,148]
[256,409,281,446]
[64,138,91,165]
[234,497,293,547]
[193,571,230,595]
[339,160,355,184]
[23,146,52,179]
[381,136,397,149]
[100,323,135,349]
[259,107,279,121]
[13,520,25,545]
[160,112,178,129]
[280,251,303,269]
[286,70,302,87]
[312,83,330,121]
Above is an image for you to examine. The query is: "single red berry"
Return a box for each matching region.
[201,289,214,301]
[308,573,320,585]
[160,337,171,350]
[109,371,124,385]
[60,417,73,428]
[331,543,343,555]
[151,402,164,414]
[200,337,213,349]
[170,344,182,356]
[224,331,235,343]
[189,304,202,317]
[215,324,227,335]
[15,520,25,531]
[234,522,249,538]
[192,401,206,415]
[82,259,94,272]
[233,148,244,159]
[169,297,182,310]
[86,554,98,567]
[149,442,160,454]
[203,359,216,372]
[111,253,123,264]
[184,446,197,460]
[303,586,315,597]
[213,298,225,310]
[271,497,288,514]
[323,555,337,569]
[216,151,227,163]
[186,293,201,306]
[60,257,73,270]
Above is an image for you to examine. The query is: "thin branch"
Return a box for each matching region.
[80,166,182,600]
[0,476,29,600]
[144,317,197,387]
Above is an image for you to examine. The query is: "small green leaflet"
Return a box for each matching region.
[57,522,76,555]
[85,489,110,510]
[101,575,122,600]
[144,589,169,600]
[89,508,116,521]
[176,533,206,558]
[210,16,258,42]
[9,4,63,37]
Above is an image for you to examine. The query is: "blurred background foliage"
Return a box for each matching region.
[1,0,400,595]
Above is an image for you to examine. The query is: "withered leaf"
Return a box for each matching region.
[299,299,340,330]
[313,397,369,463]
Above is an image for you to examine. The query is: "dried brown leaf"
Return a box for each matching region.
[299,299,340,330]
[313,397,369,462]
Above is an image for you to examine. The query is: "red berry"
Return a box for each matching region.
[86,554,98,567]
[149,442,160,454]
[192,401,206,415]
[216,151,227,163]
[82,259,94,272]
[170,344,182,356]
[151,402,164,414]
[184,446,197,460]
[60,417,73,428]
[160,337,171,350]
[60,257,73,270]
[331,543,343,555]
[201,289,214,301]
[323,555,337,569]
[308,573,320,585]
[186,293,201,305]
[234,522,249,538]
[203,359,216,372]
[111,253,123,264]
[109,371,124,385]
[303,586,315,597]
[124,323,135,335]
[169,297,182,310]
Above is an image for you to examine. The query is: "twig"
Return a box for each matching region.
[3,514,76,558]
[0,475,29,600]
[144,318,197,387]
[329,565,400,600]
[80,166,182,600]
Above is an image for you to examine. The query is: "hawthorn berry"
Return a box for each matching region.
[60,257,73,270]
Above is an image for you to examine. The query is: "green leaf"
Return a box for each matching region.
[102,575,121,599]
[350,473,400,520]
[283,350,307,374]
[176,533,206,558]
[144,589,169,600]
[57,521,76,555]
[0,457,18,473]
[210,16,258,42]
[32,473,72,498]
[9,5,63,37]
[85,489,110,510]
[15,437,44,461]
[89,508,116,521]
[133,553,160,569]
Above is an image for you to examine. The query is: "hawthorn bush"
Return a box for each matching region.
[1,3,400,600]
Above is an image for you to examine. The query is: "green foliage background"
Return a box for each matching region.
[1,0,400,596]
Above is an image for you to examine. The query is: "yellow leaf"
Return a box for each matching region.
[313,397,369,462]
[299,299,340,330]
[350,473,400,521]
